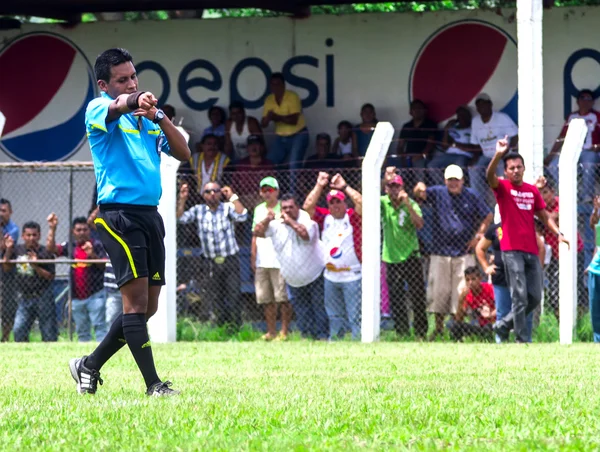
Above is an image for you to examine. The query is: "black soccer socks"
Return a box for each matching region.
[122,313,160,389]
[85,313,126,371]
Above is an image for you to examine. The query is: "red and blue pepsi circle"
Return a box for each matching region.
[330,247,343,259]
[0,32,96,161]
[409,19,518,124]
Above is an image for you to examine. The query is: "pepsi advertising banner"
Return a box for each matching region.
[0,9,598,162]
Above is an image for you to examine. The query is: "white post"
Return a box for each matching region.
[148,141,185,342]
[517,0,544,182]
[361,122,395,343]
[558,118,587,345]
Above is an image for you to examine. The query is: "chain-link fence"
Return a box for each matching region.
[0,159,594,342]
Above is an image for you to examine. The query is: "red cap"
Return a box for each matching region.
[388,175,404,186]
[326,190,346,202]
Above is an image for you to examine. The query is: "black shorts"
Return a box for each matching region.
[95,204,166,287]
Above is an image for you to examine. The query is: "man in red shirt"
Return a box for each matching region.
[448,266,496,341]
[486,137,569,342]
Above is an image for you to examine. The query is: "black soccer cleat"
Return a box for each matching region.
[146,381,180,397]
[493,321,510,343]
[69,356,103,395]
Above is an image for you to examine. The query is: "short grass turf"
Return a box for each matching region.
[1,342,599,451]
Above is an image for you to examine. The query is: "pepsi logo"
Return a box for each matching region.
[0,32,96,161]
[410,20,518,124]
[330,247,343,259]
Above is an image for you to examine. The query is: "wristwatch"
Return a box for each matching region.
[153,109,166,124]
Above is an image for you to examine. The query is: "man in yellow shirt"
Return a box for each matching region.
[261,73,309,170]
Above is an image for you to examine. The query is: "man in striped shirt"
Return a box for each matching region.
[177,181,248,329]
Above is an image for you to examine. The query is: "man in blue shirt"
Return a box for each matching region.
[69,48,190,397]
[0,198,20,342]
[414,165,492,340]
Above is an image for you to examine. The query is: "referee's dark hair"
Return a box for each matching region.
[95,48,134,83]
[271,72,285,83]
[22,221,41,234]
[72,217,88,228]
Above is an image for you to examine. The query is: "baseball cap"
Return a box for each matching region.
[444,164,464,180]
[388,175,404,186]
[326,190,346,202]
[247,134,263,146]
[475,92,492,103]
[259,176,279,190]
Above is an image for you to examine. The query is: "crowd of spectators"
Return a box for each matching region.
[1,75,599,343]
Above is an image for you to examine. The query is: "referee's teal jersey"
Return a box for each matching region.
[85,92,171,206]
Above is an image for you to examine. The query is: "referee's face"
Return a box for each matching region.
[101,62,138,99]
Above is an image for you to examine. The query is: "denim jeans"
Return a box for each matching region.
[267,129,309,170]
[72,289,108,342]
[287,276,328,339]
[324,277,362,340]
[13,287,58,342]
[493,284,533,343]
[588,272,600,343]
[499,251,543,342]
[468,155,504,208]
[105,288,123,326]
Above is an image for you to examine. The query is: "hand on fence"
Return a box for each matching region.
[4,234,14,252]
[413,182,427,200]
[384,166,397,184]
[81,241,94,258]
[484,264,497,276]
[329,173,347,191]
[317,172,330,188]
[593,195,600,211]
[221,186,233,201]
[179,184,189,201]
[47,212,58,229]
[535,175,547,189]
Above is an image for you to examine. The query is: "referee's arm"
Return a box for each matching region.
[156,115,191,161]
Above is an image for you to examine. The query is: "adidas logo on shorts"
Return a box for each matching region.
[152,272,161,281]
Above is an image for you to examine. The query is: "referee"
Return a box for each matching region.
[69,48,191,396]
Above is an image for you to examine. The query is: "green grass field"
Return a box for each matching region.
[1,341,599,451]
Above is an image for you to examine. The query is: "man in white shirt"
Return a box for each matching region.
[303,172,363,340]
[468,93,519,206]
[251,177,291,341]
[253,193,328,340]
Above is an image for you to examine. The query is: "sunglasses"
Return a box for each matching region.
[260,187,276,193]
[203,189,220,195]
[387,183,402,188]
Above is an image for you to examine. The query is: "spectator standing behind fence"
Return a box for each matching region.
[447,267,495,342]
[381,167,427,339]
[47,214,108,342]
[487,137,568,343]
[225,101,263,163]
[332,121,359,164]
[469,93,519,207]
[587,200,600,342]
[2,222,57,342]
[177,182,248,329]
[230,135,275,208]
[413,164,492,340]
[251,177,291,341]
[201,106,226,149]
[261,73,309,170]
[104,262,122,326]
[253,194,328,340]
[304,172,363,340]
[0,198,20,342]
[536,176,586,320]
[476,222,537,343]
